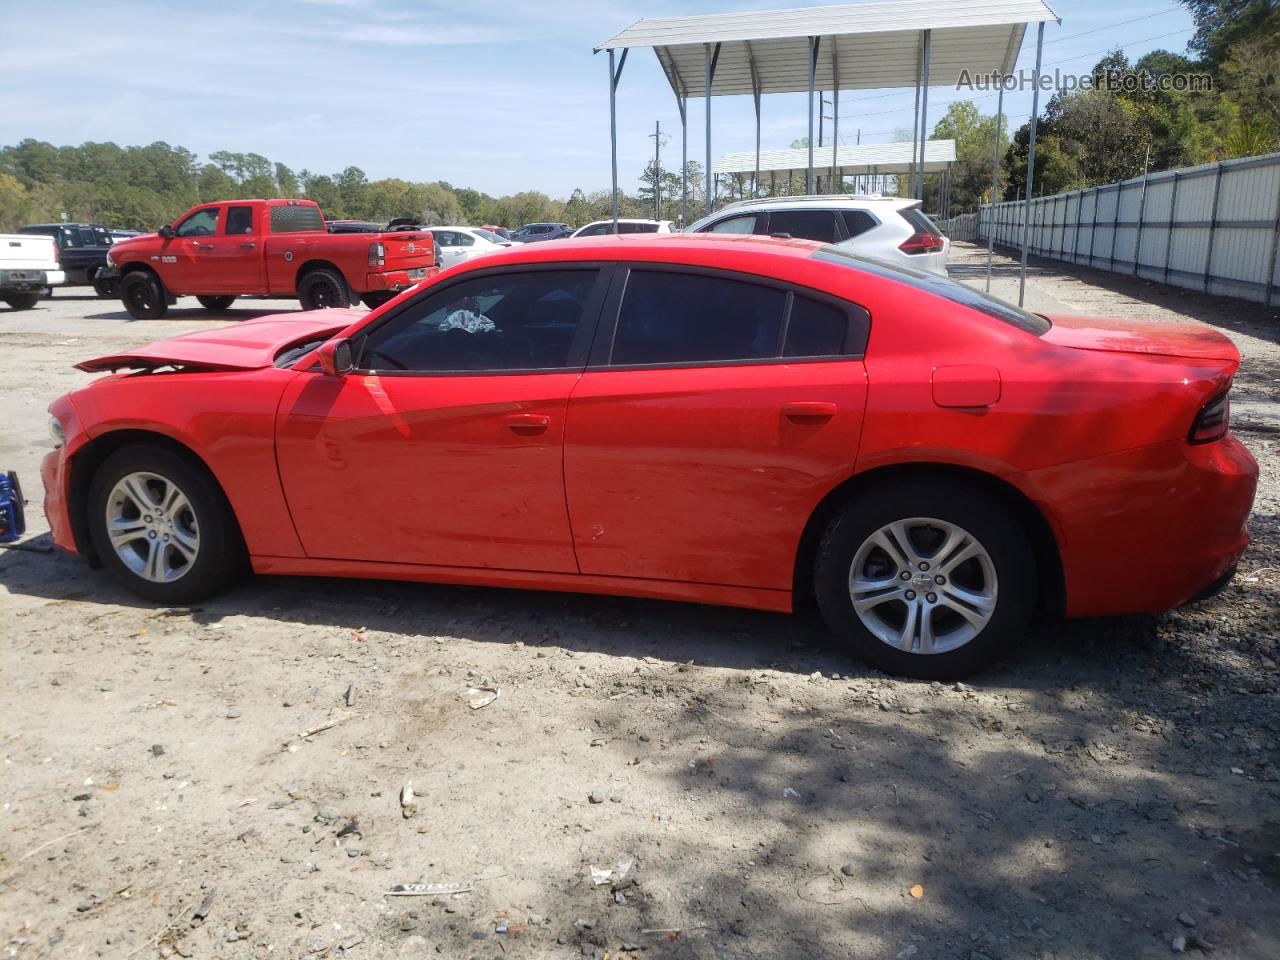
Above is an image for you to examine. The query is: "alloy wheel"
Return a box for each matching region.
[847,517,997,654]
[105,471,200,583]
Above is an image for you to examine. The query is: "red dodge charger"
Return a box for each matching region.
[40,234,1258,677]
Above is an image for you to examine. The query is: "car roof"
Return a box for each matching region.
[464,232,825,265]
[582,218,668,225]
[715,195,917,213]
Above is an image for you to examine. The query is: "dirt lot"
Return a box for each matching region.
[2,246,1278,960]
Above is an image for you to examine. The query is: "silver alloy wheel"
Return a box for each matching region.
[848,517,997,655]
[105,471,199,583]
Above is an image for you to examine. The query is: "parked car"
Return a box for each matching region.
[99,199,438,317]
[571,219,676,237]
[326,219,382,234]
[35,234,1256,678]
[479,224,511,240]
[509,222,572,242]
[685,196,950,274]
[429,226,514,268]
[18,223,115,295]
[0,233,64,309]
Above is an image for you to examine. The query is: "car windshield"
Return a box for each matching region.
[813,246,1051,336]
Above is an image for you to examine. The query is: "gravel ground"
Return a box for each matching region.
[1,255,1277,960]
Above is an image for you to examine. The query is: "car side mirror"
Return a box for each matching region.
[316,338,354,377]
[158,225,175,239]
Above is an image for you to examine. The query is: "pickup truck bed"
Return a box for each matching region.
[103,199,437,319]
[1,234,65,310]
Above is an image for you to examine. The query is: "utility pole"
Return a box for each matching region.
[647,121,668,221]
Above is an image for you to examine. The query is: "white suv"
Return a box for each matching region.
[685,196,949,275]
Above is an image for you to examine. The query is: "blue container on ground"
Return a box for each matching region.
[0,471,26,543]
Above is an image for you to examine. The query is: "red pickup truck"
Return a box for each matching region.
[102,199,436,319]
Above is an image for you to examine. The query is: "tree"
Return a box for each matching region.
[275,163,300,196]
[929,101,1008,212]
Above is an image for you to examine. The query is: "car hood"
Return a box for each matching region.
[76,311,361,372]
[1039,313,1239,362]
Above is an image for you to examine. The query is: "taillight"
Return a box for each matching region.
[52,242,61,265]
[368,242,385,268]
[899,231,944,255]
[1189,390,1230,444]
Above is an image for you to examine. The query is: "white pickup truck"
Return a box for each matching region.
[1,233,63,310]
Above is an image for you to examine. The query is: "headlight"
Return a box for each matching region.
[105,251,115,268]
[49,417,65,447]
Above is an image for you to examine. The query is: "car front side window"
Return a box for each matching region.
[360,269,599,373]
[176,208,220,237]
[706,214,758,234]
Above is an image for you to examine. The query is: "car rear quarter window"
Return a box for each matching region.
[766,210,841,244]
[899,207,941,238]
[270,204,325,234]
[784,296,857,357]
[612,271,786,365]
[813,246,1051,336]
[841,210,877,239]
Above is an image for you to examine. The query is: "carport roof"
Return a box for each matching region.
[714,139,957,176]
[595,0,1060,97]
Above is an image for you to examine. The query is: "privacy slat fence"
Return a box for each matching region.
[965,151,1280,308]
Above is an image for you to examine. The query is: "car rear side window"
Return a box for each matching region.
[612,271,786,365]
[270,204,325,233]
[767,210,840,243]
[841,210,877,238]
[360,270,598,372]
[225,206,254,235]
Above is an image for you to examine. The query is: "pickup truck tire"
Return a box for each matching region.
[121,271,169,320]
[361,291,394,310]
[2,293,40,310]
[93,276,119,298]
[196,295,237,312]
[298,267,353,311]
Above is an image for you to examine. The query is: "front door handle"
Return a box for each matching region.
[239,241,256,249]
[504,413,550,433]
[783,401,838,421]
[193,242,214,251]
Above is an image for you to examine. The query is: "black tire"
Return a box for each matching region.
[297,267,353,310]
[361,290,393,310]
[2,293,40,310]
[87,443,247,604]
[120,271,168,320]
[93,277,119,298]
[196,295,237,312]
[814,482,1036,679]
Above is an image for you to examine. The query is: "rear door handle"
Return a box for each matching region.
[504,413,550,433]
[783,401,838,420]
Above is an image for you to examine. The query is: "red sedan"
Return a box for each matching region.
[39,234,1257,678]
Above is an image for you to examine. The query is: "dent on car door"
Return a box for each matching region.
[564,266,870,591]
[274,265,609,571]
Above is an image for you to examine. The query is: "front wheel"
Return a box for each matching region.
[120,271,168,319]
[2,293,40,310]
[814,482,1036,679]
[297,267,353,311]
[196,295,237,312]
[87,444,247,603]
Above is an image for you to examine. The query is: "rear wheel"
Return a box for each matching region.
[361,290,393,310]
[120,271,168,319]
[87,444,246,603]
[196,295,237,312]
[298,267,352,310]
[814,482,1036,679]
[2,293,39,310]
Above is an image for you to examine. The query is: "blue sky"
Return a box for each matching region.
[0,0,1196,199]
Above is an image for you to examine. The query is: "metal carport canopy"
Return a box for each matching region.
[714,139,957,176]
[595,0,1059,96]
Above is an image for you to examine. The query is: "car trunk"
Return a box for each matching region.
[1039,313,1239,362]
